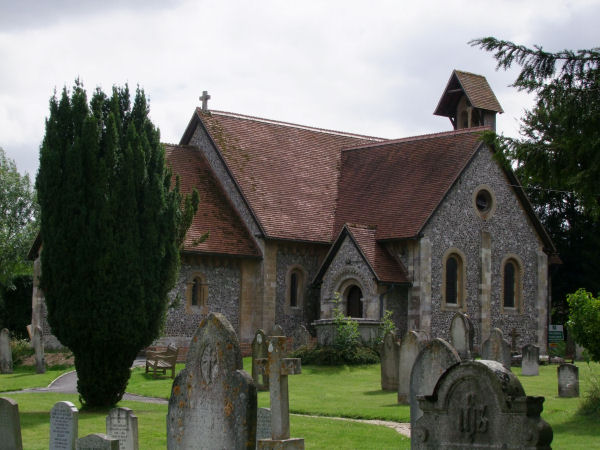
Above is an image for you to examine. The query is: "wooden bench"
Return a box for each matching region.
[145,344,179,379]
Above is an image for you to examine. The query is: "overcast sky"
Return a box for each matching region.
[1,0,599,178]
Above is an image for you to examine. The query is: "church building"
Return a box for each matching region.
[31,70,556,354]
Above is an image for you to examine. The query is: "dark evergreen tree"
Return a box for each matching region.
[36,82,198,407]
[471,38,600,323]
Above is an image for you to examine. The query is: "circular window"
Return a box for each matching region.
[472,185,496,219]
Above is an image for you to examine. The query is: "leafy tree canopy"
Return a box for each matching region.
[36,81,198,407]
[567,289,600,362]
[471,37,600,322]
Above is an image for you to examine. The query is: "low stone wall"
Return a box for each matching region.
[312,319,382,346]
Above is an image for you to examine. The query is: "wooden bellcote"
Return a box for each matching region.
[434,70,503,131]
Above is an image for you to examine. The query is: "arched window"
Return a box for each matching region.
[502,256,522,312]
[186,273,208,313]
[286,266,305,311]
[442,249,466,310]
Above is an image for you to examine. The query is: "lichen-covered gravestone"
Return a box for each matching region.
[413,360,553,449]
[252,329,269,391]
[481,328,511,369]
[450,312,474,360]
[32,325,46,374]
[106,407,138,450]
[522,344,540,376]
[380,332,400,391]
[0,397,23,450]
[0,328,13,374]
[558,363,579,398]
[76,433,118,450]
[50,401,78,450]
[290,325,310,351]
[167,312,257,449]
[409,338,460,431]
[397,330,427,403]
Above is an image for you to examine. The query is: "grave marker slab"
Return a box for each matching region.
[450,312,473,360]
[167,312,257,449]
[256,408,272,444]
[481,328,511,369]
[77,433,119,450]
[50,401,78,450]
[558,363,579,397]
[270,324,283,337]
[413,360,553,449]
[409,338,460,431]
[106,407,138,450]
[380,331,400,391]
[522,344,540,376]
[252,329,269,391]
[0,397,23,450]
[33,325,45,374]
[397,330,427,403]
[0,328,12,374]
[290,325,310,351]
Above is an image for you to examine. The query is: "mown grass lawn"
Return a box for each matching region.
[0,365,73,392]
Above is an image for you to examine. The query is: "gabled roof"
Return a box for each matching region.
[313,224,410,286]
[180,109,384,243]
[334,128,487,240]
[434,70,503,118]
[165,144,261,258]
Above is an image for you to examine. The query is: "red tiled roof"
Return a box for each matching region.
[194,110,384,242]
[434,70,503,118]
[165,144,261,257]
[346,225,408,284]
[334,128,486,240]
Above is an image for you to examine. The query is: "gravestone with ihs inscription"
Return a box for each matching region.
[413,360,553,449]
[76,433,118,450]
[50,401,78,450]
[380,331,400,391]
[0,397,23,450]
[106,407,138,450]
[252,329,269,391]
[167,312,257,449]
[0,328,12,374]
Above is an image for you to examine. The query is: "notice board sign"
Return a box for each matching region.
[548,324,564,343]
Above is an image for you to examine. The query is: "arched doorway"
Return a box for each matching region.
[346,285,363,318]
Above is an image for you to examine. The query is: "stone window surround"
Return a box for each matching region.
[472,184,497,220]
[185,272,209,314]
[441,247,467,312]
[500,254,524,314]
[285,265,307,313]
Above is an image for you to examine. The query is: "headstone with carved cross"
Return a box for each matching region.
[199,91,211,111]
[256,336,304,449]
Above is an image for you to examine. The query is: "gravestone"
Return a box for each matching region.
[509,328,521,353]
[270,324,284,337]
[252,329,269,391]
[50,401,78,450]
[106,407,138,450]
[522,344,540,376]
[450,312,473,360]
[256,408,272,444]
[256,336,304,449]
[33,325,45,374]
[167,312,257,449]
[0,397,23,450]
[481,328,511,369]
[409,338,460,431]
[558,363,579,397]
[0,328,13,374]
[290,325,310,351]
[397,330,427,403]
[380,331,400,391]
[413,360,553,449]
[77,433,119,450]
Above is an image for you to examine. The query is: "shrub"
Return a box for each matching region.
[10,337,33,365]
[290,344,379,366]
[578,365,600,416]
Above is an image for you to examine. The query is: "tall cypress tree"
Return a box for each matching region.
[36,82,198,407]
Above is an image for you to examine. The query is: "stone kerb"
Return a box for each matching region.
[450,312,474,360]
[50,401,78,450]
[413,360,553,449]
[409,338,460,432]
[167,312,257,449]
[397,330,428,404]
[252,329,269,391]
[522,344,540,376]
[106,407,138,450]
[0,397,23,450]
[0,328,12,374]
[558,363,579,398]
[481,328,511,369]
[77,433,119,450]
[380,331,400,391]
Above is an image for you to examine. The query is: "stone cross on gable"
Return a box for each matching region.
[255,336,304,448]
[199,91,211,111]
